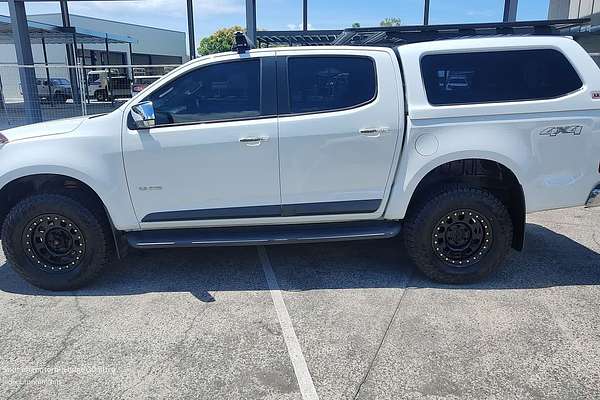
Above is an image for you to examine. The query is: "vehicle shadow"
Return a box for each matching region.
[0,223,598,302]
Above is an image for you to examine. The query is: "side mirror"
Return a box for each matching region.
[130,101,156,129]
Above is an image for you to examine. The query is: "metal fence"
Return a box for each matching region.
[0,63,180,130]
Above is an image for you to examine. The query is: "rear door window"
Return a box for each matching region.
[287,56,377,114]
[420,49,583,106]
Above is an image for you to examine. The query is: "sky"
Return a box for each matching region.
[0,0,551,43]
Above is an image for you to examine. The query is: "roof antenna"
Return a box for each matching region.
[233,32,255,54]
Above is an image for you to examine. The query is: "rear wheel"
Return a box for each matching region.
[1,194,111,291]
[404,185,513,283]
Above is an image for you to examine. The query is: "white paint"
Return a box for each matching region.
[257,246,319,400]
[0,110,141,231]
[122,51,281,225]
[2,116,87,142]
[1,39,600,233]
[386,36,600,218]
[275,48,402,208]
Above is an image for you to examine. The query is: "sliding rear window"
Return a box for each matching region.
[421,49,583,106]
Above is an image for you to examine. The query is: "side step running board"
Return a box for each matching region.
[126,221,401,249]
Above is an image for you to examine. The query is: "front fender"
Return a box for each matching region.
[0,165,108,207]
[0,164,138,232]
[0,115,139,231]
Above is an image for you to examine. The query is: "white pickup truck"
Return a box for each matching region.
[1,34,599,290]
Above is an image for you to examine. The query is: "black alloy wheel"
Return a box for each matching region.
[21,214,87,273]
[431,209,492,267]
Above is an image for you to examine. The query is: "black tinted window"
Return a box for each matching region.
[288,56,376,114]
[146,60,261,125]
[421,49,583,106]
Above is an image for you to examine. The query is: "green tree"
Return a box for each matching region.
[352,22,361,28]
[379,17,401,27]
[197,25,244,56]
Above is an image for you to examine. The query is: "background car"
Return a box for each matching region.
[19,78,72,104]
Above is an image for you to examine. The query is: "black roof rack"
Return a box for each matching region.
[256,29,342,47]
[333,18,590,46]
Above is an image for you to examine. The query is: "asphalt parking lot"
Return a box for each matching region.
[0,207,599,400]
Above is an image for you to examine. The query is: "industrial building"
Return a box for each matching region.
[0,13,187,100]
[549,0,600,21]
[549,0,600,64]
[27,13,187,66]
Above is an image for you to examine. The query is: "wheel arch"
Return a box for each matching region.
[0,172,124,258]
[386,152,526,250]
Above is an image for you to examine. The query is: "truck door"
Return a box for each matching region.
[276,50,402,217]
[122,54,281,227]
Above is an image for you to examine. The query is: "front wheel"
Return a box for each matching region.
[1,194,111,291]
[404,186,513,284]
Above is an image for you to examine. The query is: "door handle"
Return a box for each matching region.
[359,127,390,137]
[239,136,269,146]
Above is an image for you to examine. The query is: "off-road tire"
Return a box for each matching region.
[404,185,513,284]
[1,194,111,291]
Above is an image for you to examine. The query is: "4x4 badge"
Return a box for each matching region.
[539,125,583,137]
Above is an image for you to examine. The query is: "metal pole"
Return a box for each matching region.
[42,35,55,107]
[245,0,257,45]
[81,42,90,104]
[60,0,80,104]
[71,32,82,105]
[72,33,78,63]
[0,75,8,128]
[71,33,85,115]
[128,42,134,85]
[77,58,86,115]
[186,0,196,59]
[503,0,518,22]
[105,35,112,102]
[8,0,42,124]
[424,0,430,25]
[0,75,6,114]
[303,0,308,31]
[41,36,51,90]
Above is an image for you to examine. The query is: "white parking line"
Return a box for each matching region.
[258,246,320,400]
